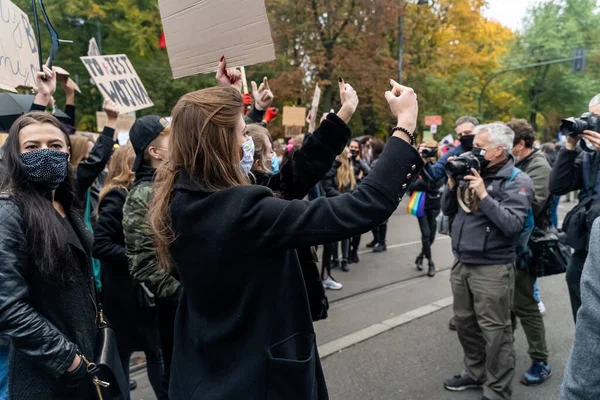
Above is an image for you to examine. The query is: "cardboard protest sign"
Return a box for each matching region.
[0,0,40,91]
[282,106,306,127]
[96,111,136,133]
[158,0,275,79]
[81,55,153,113]
[284,125,303,139]
[88,38,101,57]
[308,84,321,133]
[54,67,81,93]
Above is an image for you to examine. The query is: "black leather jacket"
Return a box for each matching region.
[0,195,97,399]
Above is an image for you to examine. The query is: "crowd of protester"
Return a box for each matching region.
[0,57,600,400]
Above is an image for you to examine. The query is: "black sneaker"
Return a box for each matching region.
[373,242,387,253]
[449,317,457,331]
[366,240,377,248]
[130,379,138,391]
[341,260,350,272]
[350,251,359,264]
[427,261,436,277]
[444,374,483,392]
[415,254,424,271]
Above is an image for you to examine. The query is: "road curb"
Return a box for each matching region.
[318,296,454,359]
[131,296,455,377]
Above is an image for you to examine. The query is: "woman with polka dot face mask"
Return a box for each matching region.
[0,111,99,398]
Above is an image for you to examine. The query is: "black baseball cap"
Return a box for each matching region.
[129,115,171,171]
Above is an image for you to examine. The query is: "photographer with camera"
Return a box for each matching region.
[506,118,552,386]
[442,123,534,400]
[424,116,479,181]
[408,141,444,277]
[550,94,600,323]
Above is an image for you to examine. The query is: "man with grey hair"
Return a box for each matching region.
[442,123,535,400]
[550,93,600,323]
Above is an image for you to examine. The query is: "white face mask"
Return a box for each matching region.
[240,137,255,176]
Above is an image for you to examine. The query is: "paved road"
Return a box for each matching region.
[322,273,574,400]
[130,199,576,400]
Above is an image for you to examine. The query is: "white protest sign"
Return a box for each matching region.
[0,0,40,91]
[88,37,101,57]
[81,55,153,113]
[158,0,275,79]
[430,124,437,134]
[308,84,321,133]
[117,131,130,146]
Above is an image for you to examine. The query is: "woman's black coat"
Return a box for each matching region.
[251,115,352,321]
[92,188,160,356]
[0,195,97,399]
[92,188,136,353]
[167,130,423,399]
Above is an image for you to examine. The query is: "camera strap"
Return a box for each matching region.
[587,151,600,196]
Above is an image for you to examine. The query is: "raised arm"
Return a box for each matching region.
[239,136,422,250]
[75,100,118,200]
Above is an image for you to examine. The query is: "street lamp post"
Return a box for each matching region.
[398,0,429,84]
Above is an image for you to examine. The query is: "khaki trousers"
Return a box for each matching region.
[451,261,516,400]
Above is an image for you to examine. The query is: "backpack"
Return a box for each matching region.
[508,168,535,272]
[508,168,569,277]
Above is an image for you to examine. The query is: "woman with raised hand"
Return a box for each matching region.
[148,79,422,399]
[0,111,97,399]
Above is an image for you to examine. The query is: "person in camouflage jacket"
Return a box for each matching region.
[122,115,175,400]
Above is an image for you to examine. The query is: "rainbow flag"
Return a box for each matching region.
[407,191,426,218]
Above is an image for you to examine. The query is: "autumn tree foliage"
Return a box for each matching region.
[11,0,600,142]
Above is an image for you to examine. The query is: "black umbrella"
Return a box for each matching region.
[0,93,72,132]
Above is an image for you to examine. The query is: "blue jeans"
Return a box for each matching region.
[533,279,540,303]
[550,195,559,228]
[0,343,8,400]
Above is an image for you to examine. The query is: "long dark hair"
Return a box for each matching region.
[0,112,78,283]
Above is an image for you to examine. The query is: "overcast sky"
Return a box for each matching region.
[484,0,543,31]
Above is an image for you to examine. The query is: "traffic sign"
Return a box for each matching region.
[573,48,586,73]
[425,115,442,126]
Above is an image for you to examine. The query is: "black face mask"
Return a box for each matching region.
[471,147,490,170]
[349,149,359,158]
[20,149,69,189]
[459,135,475,151]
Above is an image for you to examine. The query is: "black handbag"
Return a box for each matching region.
[562,152,600,250]
[528,226,571,277]
[81,301,128,399]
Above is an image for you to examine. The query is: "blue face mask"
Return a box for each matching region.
[271,155,280,175]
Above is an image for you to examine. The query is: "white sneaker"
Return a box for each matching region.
[323,277,343,290]
[538,301,546,315]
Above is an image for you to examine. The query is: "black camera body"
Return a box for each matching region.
[421,147,438,158]
[560,112,600,137]
[444,152,481,181]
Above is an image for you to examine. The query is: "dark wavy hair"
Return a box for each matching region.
[0,112,78,283]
